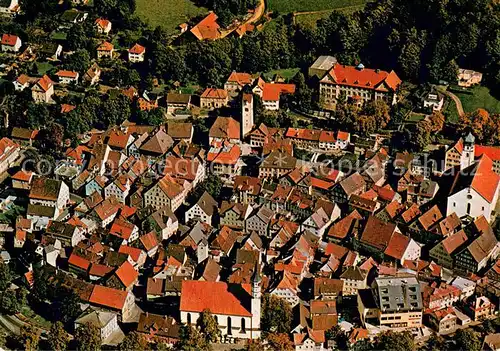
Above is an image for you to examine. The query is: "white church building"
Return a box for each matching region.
[179,269,261,341]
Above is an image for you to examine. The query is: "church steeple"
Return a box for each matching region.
[250,262,261,339]
[251,262,261,299]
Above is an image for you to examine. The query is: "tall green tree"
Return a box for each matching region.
[197,309,221,343]
[47,322,70,351]
[119,332,147,351]
[18,324,40,351]
[0,263,11,292]
[455,329,481,351]
[74,324,101,351]
[261,294,292,333]
[177,325,211,351]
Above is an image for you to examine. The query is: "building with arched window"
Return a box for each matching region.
[179,271,261,341]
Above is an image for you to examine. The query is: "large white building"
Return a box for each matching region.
[319,63,401,109]
[446,155,500,221]
[180,272,261,341]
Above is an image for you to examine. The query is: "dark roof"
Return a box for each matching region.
[360,216,396,251]
[167,93,191,104]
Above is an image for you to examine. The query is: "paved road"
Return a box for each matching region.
[442,90,465,118]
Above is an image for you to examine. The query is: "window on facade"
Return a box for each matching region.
[187,313,191,324]
[227,317,232,335]
[241,318,246,333]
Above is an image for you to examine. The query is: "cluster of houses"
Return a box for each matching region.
[1,99,500,348]
[0,2,499,348]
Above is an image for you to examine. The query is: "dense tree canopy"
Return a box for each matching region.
[261,294,292,334]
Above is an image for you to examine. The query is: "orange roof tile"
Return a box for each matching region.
[471,155,500,203]
[56,70,78,78]
[68,252,90,271]
[1,33,19,46]
[201,87,228,99]
[89,285,129,310]
[118,245,144,262]
[129,43,145,54]
[441,229,468,254]
[384,231,410,260]
[97,41,114,51]
[475,144,500,161]
[227,71,253,86]
[324,64,401,91]
[140,231,158,251]
[180,280,252,316]
[190,12,221,40]
[36,75,53,92]
[262,83,295,101]
[115,260,138,288]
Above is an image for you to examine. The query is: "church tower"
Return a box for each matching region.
[250,262,261,339]
[462,132,475,169]
[241,93,254,138]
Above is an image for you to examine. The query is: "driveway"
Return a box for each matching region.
[442,90,465,118]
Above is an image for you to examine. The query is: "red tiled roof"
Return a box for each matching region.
[98,41,114,51]
[56,70,78,78]
[89,285,129,310]
[68,252,90,271]
[190,12,221,40]
[140,231,158,251]
[180,280,252,317]
[36,75,53,92]
[475,144,500,161]
[11,170,33,182]
[441,229,468,254]
[16,74,30,85]
[115,260,138,288]
[61,104,76,113]
[384,231,410,260]
[110,218,135,240]
[324,63,401,91]
[311,177,335,190]
[118,245,144,262]
[471,155,500,203]
[360,216,396,251]
[1,33,19,46]
[262,83,295,101]
[95,18,111,29]
[227,72,253,86]
[89,263,113,277]
[129,43,145,54]
[201,87,228,99]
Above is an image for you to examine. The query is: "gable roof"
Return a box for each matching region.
[190,12,221,40]
[322,63,401,92]
[209,117,240,140]
[448,155,500,203]
[114,260,138,288]
[384,232,411,260]
[440,229,468,254]
[89,285,129,310]
[180,280,252,316]
[360,216,397,251]
[1,33,19,46]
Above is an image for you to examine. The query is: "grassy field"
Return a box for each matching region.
[454,86,500,114]
[268,0,367,14]
[294,5,364,28]
[135,0,208,33]
[263,68,300,81]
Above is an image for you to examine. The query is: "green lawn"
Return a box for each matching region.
[294,5,364,28]
[268,0,367,13]
[263,68,300,81]
[135,0,208,33]
[35,62,54,75]
[453,86,500,115]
